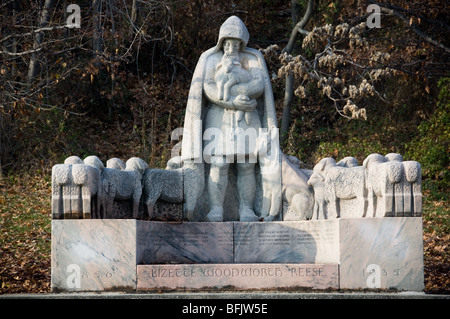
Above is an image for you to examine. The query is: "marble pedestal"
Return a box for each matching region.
[51,219,137,291]
[51,217,424,292]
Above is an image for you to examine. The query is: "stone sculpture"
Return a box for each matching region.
[50,18,422,223]
[280,152,314,221]
[106,157,126,170]
[75,156,103,219]
[142,167,183,217]
[337,156,359,168]
[180,15,282,222]
[51,163,73,219]
[363,153,421,217]
[310,157,367,218]
[99,157,148,219]
[51,155,103,219]
[50,16,425,294]
[215,49,253,124]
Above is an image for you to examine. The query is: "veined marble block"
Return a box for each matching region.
[234,220,339,263]
[51,218,424,291]
[339,217,424,291]
[137,221,234,264]
[137,263,339,291]
[51,219,137,292]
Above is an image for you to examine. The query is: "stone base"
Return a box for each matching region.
[51,217,424,292]
[51,219,137,292]
[339,217,424,290]
[137,264,339,291]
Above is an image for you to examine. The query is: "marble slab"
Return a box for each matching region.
[137,263,339,291]
[51,219,137,292]
[51,218,424,292]
[137,221,234,264]
[339,217,424,291]
[233,220,339,263]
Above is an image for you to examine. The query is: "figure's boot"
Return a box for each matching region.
[206,159,229,222]
[206,206,224,222]
[237,163,259,222]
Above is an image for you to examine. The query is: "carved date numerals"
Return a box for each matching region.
[363,264,400,288]
[66,264,114,289]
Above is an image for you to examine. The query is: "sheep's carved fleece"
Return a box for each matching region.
[51,152,421,220]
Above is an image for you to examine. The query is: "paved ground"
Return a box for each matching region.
[1,291,448,299]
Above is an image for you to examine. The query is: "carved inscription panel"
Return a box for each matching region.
[137,264,339,291]
[234,221,339,263]
[137,221,234,264]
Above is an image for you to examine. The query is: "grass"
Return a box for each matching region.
[0,171,448,294]
[0,173,52,293]
[422,184,450,294]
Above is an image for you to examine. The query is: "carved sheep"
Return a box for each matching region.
[52,156,84,219]
[378,153,421,216]
[79,155,104,219]
[402,160,422,216]
[142,163,184,218]
[100,157,148,219]
[163,156,204,221]
[363,153,403,217]
[52,155,103,219]
[51,163,72,219]
[311,157,367,218]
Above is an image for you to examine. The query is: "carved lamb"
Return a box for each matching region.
[51,155,103,219]
[99,157,148,219]
[142,164,184,218]
[363,153,403,217]
[310,157,367,218]
[363,153,422,217]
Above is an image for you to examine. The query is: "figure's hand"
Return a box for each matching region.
[233,95,257,111]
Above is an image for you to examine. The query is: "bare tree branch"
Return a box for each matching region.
[1,25,68,44]
[284,0,314,54]
[369,0,450,54]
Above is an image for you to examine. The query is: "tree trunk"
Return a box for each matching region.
[27,0,55,84]
[92,0,103,61]
[130,0,140,39]
[280,0,314,144]
[280,73,294,143]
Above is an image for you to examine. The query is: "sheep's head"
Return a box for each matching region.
[362,153,386,168]
[313,157,336,173]
[64,155,83,165]
[84,155,105,171]
[307,171,325,186]
[106,158,125,170]
[126,157,149,175]
[337,156,358,167]
[385,153,403,162]
[166,156,182,170]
